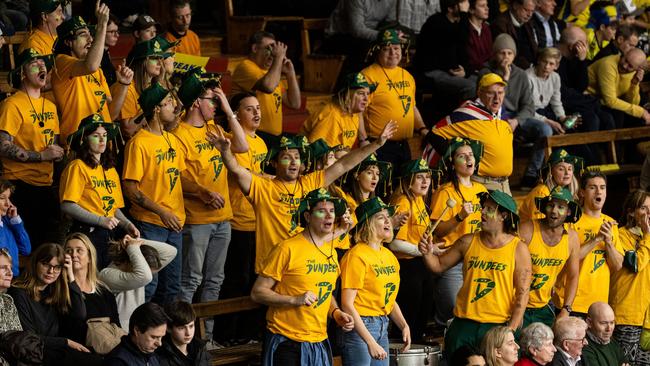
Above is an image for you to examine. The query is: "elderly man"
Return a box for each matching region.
[588,48,650,127]
[231,30,301,147]
[582,302,629,366]
[163,0,200,56]
[551,316,589,366]
[530,0,565,48]
[491,0,538,68]
[426,73,514,193]
[362,29,428,168]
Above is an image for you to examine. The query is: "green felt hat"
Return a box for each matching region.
[54,16,89,54]
[399,158,443,188]
[308,139,341,169]
[153,35,180,58]
[31,0,61,14]
[67,113,119,150]
[478,190,520,231]
[177,67,222,108]
[261,134,311,174]
[291,188,347,230]
[126,38,164,65]
[355,197,396,228]
[541,149,585,179]
[138,82,170,117]
[8,48,54,89]
[342,153,393,195]
[534,186,582,223]
[375,29,401,46]
[340,72,376,93]
[438,137,484,174]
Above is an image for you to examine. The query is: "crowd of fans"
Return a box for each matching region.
[1,0,650,365]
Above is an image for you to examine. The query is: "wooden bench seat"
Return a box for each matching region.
[209,343,261,366]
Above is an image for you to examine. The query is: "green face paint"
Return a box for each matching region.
[483,207,498,219]
[87,135,101,143]
[147,59,159,65]
[557,206,567,216]
[312,210,326,219]
[28,66,40,75]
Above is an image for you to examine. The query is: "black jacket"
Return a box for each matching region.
[156,335,210,366]
[104,336,161,366]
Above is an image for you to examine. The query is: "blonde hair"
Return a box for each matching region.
[537,47,562,63]
[354,210,393,244]
[481,326,515,366]
[64,232,105,293]
[544,163,579,199]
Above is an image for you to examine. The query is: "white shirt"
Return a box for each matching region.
[558,347,582,366]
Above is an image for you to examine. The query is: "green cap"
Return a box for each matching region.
[261,134,311,174]
[308,139,340,169]
[31,0,61,14]
[340,72,376,93]
[291,188,347,230]
[138,83,170,117]
[153,35,180,58]
[375,29,401,46]
[8,48,54,89]
[478,190,520,230]
[439,137,484,173]
[177,67,222,108]
[56,16,88,40]
[534,186,582,223]
[399,158,443,187]
[355,197,396,228]
[342,153,392,191]
[126,38,164,65]
[67,113,119,150]
[541,149,584,179]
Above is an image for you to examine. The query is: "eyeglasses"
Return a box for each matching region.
[106,30,119,35]
[565,337,588,344]
[39,261,63,272]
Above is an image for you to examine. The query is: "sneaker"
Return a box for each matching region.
[205,340,226,351]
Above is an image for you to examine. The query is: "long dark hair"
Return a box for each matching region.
[76,125,117,170]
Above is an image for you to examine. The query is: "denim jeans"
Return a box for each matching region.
[341,315,389,366]
[519,118,553,177]
[433,262,463,327]
[179,221,231,339]
[137,220,182,304]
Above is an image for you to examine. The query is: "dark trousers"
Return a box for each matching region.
[392,257,435,343]
[273,339,303,366]
[214,229,262,342]
[10,180,62,247]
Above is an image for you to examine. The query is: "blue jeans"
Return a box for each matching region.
[180,221,231,339]
[519,118,554,177]
[341,315,389,366]
[433,262,463,327]
[137,220,182,304]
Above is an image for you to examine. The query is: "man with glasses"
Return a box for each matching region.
[582,302,629,366]
[551,316,589,366]
[51,3,133,143]
[587,47,650,127]
[163,0,200,56]
[0,49,63,247]
[231,30,301,148]
[172,70,248,344]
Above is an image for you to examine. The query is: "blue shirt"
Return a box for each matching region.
[0,215,31,275]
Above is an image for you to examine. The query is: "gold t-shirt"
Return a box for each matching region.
[527,220,571,308]
[430,181,486,247]
[60,159,124,217]
[19,28,56,54]
[0,91,59,186]
[163,30,201,56]
[229,133,268,231]
[305,102,359,150]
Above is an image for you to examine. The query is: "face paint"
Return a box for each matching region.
[147,59,159,65]
[455,156,467,164]
[279,158,291,166]
[87,135,101,145]
[28,66,40,75]
[557,206,567,216]
[484,207,498,219]
[312,210,326,219]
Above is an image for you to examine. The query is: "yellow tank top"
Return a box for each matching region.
[527,220,570,308]
[454,233,519,323]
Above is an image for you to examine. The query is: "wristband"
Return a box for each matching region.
[454,213,464,223]
[330,307,340,318]
[119,81,130,86]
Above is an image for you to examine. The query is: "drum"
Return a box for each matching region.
[389,343,441,366]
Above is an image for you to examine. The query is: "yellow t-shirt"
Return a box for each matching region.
[585,28,610,61]
[261,234,339,342]
[232,59,283,136]
[553,212,622,314]
[122,128,186,227]
[454,233,519,323]
[305,102,359,150]
[392,194,429,247]
[332,187,358,250]
[527,220,571,308]
[59,159,124,217]
[52,54,112,142]
[172,122,232,224]
[19,28,56,54]
[229,133,268,231]
[609,227,650,326]
[0,91,59,186]
[115,82,140,121]
[249,171,325,273]
[341,242,400,316]
[430,181,486,247]
[432,119,513,178]
[519,184,551,223]
[163,30,201,56]
[362,63,416,141]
